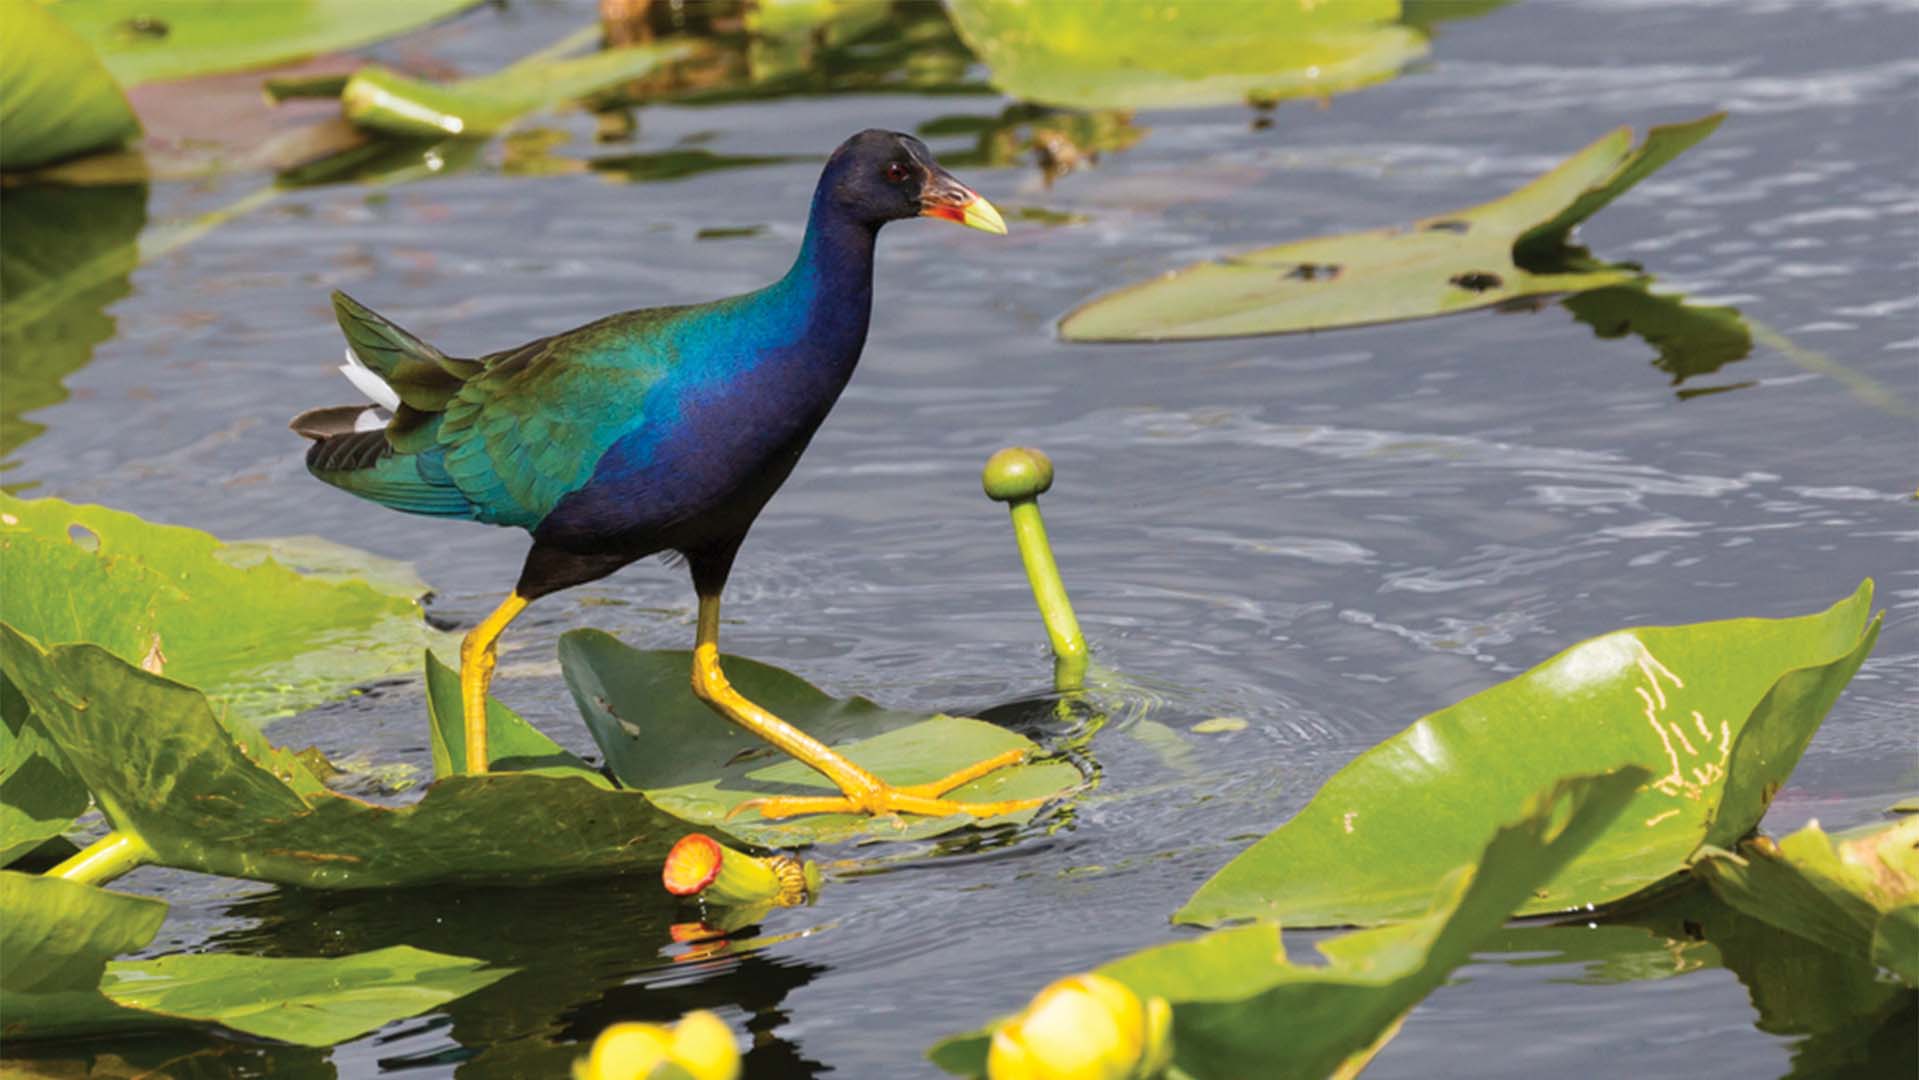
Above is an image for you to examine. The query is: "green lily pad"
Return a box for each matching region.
[559,630,1082,847]
[0,493,442,725]
[0,671,87,865]
[930,769,1645,1078]
[45,0,484,87]
[341,41,696,140]
[1691,817,1919,985]
[0,0,139,172]
[944,0,1427,111]
[0,870,506,1044]
[0,628,681,888]
[1060,114,1724,342]
[1176,581,1881,928]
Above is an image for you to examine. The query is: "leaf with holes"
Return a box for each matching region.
[0,627,686,888]
[0,870,506,1044]
[1691,817,1919,985]
[930,770,1643,1079]
[1060,114,1724,341]
[1176,581,1880,928]
[0,494,444,726]
[943,0,1428,110]
[559,630,1082,847]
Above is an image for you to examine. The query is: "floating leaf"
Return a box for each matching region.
[1177,582,1880,928]
[0,672,87,865]
[45,0,484,87]
[0,629,680,888]
[0,871,506,1044]
[1060,114,1724,342]
[1692,817,1919,985]
[0,494,442,725]
[930,770,1644,1078]
[342,41,696,140]
[943,0,1427,110]
[559,630,1082,847]
[0,0,139,171]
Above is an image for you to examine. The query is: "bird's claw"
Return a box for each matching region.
[727,748,1046,821]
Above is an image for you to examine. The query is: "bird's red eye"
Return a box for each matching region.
[885,162,911,183]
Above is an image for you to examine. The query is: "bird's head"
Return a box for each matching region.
[817,129,1006,236]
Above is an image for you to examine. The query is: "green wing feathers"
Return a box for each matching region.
[302,294,675,530]
[333,291,481,412]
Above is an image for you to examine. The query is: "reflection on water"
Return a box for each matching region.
[0,184,146,474]
[207,879,827,1078]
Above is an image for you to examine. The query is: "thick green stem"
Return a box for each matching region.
[46,831,154,887]
[1008,499,1087,691]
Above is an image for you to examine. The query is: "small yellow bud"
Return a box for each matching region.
[576,1011,741,1080]
[986,973,1173,1080]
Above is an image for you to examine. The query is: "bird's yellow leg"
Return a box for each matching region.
[689,594,1047,821]
[459,591,529,776]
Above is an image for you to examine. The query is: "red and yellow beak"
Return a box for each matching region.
[920,169,1008,235]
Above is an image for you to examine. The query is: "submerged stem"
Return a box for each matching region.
[46,830,154,887]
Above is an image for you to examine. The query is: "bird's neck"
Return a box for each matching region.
[768,194,877,353]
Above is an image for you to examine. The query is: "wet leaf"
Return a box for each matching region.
[0,494,442,725]
[0,672,87,865]
[559,630,1082,847]
[0,0,139,171]
[1692,817,1919,984]
[1562,284,1753,386]
[944,0,1426,110]
[1176,581,1881,928]
[45,0,484,87]
[0,184,146,466]
[1060,114,1724,342]
[0,871,507,1044]
[930,770,1644,1078]
[342,41,696,140]
[0,629,681,888]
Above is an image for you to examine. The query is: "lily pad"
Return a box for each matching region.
[0,870,506,1044]
[341,41,696,140]
[45,0,484,87]
[0,493,442,725]
[0,0,139,172]
[943,0,1428,111]
[1060,114,1724,342]
[1691,817,1919,984]
[0,671,87,865]
[1177,581,1881,928]
[559,630,1082,847]
[930,769,1645,1078]
[0,628,681,888]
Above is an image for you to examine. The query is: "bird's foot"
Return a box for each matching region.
[732,748,1047,821]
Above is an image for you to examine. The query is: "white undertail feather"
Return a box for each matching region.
[339,347,402,411]
[352,407,392,433]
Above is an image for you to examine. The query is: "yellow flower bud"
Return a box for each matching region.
[575,1011,741,1080]
[669,1010,743,1080]
[986,973,1173,1080]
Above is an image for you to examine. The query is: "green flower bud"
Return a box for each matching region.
[986,973,1173,1080]
[662,833,819,907]
[983,447,1055,503]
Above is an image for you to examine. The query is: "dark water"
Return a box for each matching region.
[6,1,1916,1076]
